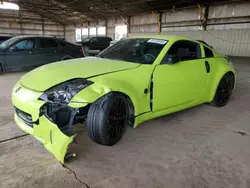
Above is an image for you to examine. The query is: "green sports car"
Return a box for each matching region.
[12,35,236,163]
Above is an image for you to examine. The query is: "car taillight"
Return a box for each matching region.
[80,48,83,53]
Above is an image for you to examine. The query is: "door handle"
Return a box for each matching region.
[205,61,210,73]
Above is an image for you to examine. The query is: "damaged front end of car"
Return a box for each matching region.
[12,78,102,163]
[39,78,93,137]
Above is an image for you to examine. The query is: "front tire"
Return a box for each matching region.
[209,73,235,107]
[86,93,128,146]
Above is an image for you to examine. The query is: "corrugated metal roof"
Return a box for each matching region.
[6,0,240,24]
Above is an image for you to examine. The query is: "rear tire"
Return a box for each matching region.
[209,73,235,107]
[86,93,129,146]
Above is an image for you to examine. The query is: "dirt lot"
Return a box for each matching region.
[1,57,250,188]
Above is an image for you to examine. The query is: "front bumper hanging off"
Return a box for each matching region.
[12,82,87,163]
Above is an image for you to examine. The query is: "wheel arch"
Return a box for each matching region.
[69,83,140,116]
[109,91,135,127]
[208,70,236,102]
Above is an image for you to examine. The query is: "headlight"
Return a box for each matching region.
[40,79,93,103]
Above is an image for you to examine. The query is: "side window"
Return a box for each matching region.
[14,39,35,50]
[90,37,98,43]
[58,40,68,47]
[204,46,214,58]
[161,40,201,64]
[39,38,58,48]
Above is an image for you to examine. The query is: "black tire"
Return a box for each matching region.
[209,73,235,107]
[86,93,129,146]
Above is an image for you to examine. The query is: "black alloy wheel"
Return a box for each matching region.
[210,73,234,107]
[86,93,129,146]
[107,98,127,140]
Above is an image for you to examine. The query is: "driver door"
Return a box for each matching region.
[152,40,209,112]
[5,38,36,71]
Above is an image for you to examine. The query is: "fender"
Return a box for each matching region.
[207,57,236,102]
[69,65,154,116]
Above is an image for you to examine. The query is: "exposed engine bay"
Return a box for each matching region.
[43,102,90,137]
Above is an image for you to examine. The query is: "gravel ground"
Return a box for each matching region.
[0,57,250,188]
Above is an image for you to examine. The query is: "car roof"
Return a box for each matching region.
[91,36,112,39]
[9,35,57,40]
[128,35,215,48]
[129,35,191,41]
[0,36,12,38]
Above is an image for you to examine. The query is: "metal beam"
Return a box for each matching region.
[105,19,107,36]
[152,11,161,33]
[203,5,209,30]
[159,12,162,33]
[127,16,131,34]
[0,26,64,32]
[41,16,45,35]
[19,10,23,35]
[63,25,66,39]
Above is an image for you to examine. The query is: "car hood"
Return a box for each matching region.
[20,57,139,91]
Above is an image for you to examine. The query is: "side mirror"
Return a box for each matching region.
[167,57,174,64]
[9,45,17,52]
[167,56,179,64]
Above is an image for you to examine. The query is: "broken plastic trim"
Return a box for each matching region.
[40,101,89,137]
[34,101,90,163]
[39,79,93,104]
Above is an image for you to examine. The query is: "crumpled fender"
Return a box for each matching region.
[69,67,152,116]
[69,82,111,108]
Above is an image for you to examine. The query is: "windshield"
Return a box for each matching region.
[82,37,91,42]
[0,37,17,49]
[98,38,167,64]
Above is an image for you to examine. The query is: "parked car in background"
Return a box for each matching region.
[0,36,13,44]
[79,36,112,56]
[0,36,84,72]
[109,38,124,47]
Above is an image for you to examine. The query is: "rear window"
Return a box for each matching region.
[39,38,58,48]
[58,40,68,47]
[204,46,214,58]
